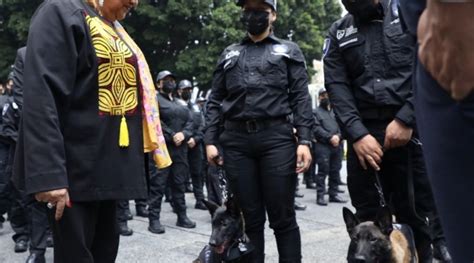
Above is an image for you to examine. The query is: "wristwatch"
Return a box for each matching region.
[298,140,313,149]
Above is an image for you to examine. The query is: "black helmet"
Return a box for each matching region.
[7,71,14,81]
[156,70,175,82]
[318,87,327,96]
[236,0,277,11]
[178,79,193,90]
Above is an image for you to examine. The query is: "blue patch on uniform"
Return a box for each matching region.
[322,38,331,59]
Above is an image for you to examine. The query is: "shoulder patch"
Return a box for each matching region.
[336,29,345,40]
[225,50,240,60]
[271,44,290,58]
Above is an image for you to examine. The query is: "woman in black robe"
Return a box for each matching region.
[13,0,171,262]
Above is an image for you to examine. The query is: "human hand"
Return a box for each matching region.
[187,138,196,149]
[384,119,413,150]
[173,132,185,146]
[206,145,223,166]
[353,135,383,171]
[330,135,340,147]
[35,189,71,221]
[296,145,312,174]
[418,1,474,100]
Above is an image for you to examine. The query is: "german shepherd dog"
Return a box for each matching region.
[343,207,418,263]
[194,198,253,263]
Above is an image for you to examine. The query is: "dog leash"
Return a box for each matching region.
[374,171,387,208]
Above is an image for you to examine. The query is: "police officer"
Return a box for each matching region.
[324,0,448,261]
[204,0,313,261]
[148,71,196,234]
[313,88,347,206]
[176,79,207,210]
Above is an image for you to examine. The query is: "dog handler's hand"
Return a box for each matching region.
[206,145,223,166]
[418,1,474,101]
[353,135,383,171]
[384,119,413,150]
[35,188,70,221]
[296,145,312,174]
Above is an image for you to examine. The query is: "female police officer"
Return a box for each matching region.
[204,0,313,262]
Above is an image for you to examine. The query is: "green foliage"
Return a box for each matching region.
[0,0,341,88]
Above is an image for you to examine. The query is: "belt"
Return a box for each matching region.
[359,107,400,120]
[224,117,288,134]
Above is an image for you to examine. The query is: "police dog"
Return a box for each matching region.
[194,198,253,263]
[343,207,418,263]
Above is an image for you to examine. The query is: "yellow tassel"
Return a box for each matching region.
[119,116,130,148]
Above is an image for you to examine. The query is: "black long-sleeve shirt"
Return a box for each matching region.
[204,34,313,145]
[323,0,416,142]
[313,106,341,144]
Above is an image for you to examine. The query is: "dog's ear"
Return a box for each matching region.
[203,199,220,216]
[342,207,359,234]
[375,206,393,236]
[225,197,240,217]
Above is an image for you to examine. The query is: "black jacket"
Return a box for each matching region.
[323,0,416,142]
[204,34,313,145]
[313,106,341,145]
[13,0,147,201]
[157,93,194,144]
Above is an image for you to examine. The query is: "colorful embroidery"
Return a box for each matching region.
[86,15,138,117]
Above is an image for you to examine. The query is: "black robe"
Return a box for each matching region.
[13,0,147,201]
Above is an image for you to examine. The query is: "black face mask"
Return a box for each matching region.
[162,80,176,94]
[320,98,330,108]
[342,0,382,23]
[181,90,191,101]
[241,10,270,36]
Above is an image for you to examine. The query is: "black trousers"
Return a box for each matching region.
[9,186,29,243]
[220,123,301,263]
[315,143,342,197]
[116,199,147,223]
[415,62,474,262]
[0,142,11,223]
[29,201,50,254]
[347,120,434,262]
[48,200,119,263]
[188,144,205,202]
[148,151,188,221]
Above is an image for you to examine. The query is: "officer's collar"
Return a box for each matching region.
[241,32,281,45]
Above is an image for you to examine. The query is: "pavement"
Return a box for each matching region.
[0,166,353,263]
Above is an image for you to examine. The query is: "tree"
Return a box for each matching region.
[0,0,42,80]
[0,0,342,88]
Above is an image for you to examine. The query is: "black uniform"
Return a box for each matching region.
[324,0,438,261]
[148,92,193,221]
[313,105,343,198]
[205,34,313,263]
[186,101,206,204]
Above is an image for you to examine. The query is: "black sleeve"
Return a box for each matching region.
[182,110,194,140]
[287,44,314,142]
[0,47,26,144]
[193,115,205,144]
[313,111,332,144]
[395,91,415,127]
[12,47,26,109]
[160,119,175,143]
[22,2,84,194]
[204,52,228,145]
[323,26,369,142]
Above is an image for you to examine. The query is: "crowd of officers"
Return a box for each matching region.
[0,59,351,262]
[0,0,455,262]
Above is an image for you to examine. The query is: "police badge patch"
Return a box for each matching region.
[336,29,346,40]
[271,44,290,58]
